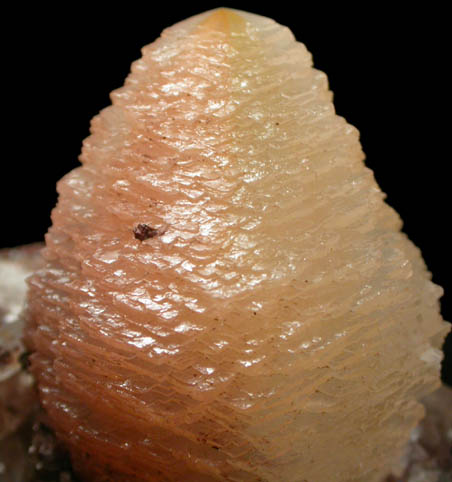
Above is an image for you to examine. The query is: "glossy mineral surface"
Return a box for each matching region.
[26,8,449,482]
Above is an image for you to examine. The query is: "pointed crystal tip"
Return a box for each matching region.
[198,7,247,34]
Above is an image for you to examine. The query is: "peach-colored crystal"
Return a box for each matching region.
[25,8,449,482]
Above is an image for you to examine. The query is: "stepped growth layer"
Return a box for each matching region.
[26,8,449,482]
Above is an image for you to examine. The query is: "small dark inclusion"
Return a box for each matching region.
[133,224,159,241]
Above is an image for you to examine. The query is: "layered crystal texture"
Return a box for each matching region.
[26,9,449,482]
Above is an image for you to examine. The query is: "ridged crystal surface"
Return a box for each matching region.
[26,9,449,482]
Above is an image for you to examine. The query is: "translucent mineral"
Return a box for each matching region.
[25,8,450,482]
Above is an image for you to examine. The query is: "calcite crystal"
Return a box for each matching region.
[25,8,449,482]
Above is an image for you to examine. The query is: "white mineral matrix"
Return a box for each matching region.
[25,8,449,482]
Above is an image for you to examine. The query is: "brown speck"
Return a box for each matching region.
[6,404,18,415]
[59,473,73,482]
[133,224,159,241]
[0,348,12,365]
[19,350,31,370]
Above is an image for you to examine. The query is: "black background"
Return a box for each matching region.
[3,3,450,384]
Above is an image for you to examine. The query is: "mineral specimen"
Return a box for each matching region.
[0,245,43,482]
[0,244,42,441]
[25,8,450,482]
